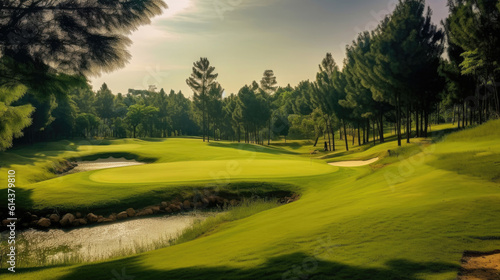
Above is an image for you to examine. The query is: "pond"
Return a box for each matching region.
[2,212,211,265]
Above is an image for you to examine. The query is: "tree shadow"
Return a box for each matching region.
[15,252,461,280]
[208,142,298,155]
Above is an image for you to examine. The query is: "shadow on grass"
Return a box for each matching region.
[208,142,298,155]
[15,187,35,210]
[15,252,461,280]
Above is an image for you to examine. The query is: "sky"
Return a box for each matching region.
[90,0,449,97]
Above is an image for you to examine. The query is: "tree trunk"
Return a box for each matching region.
[420,110,424,136]
[207,117,210,143]
[328,119,336,152]
[357,123,361,146]
[372,119,376,146]
[313,135,319,147]
[326,123,332,151]
[268,120,271,145]
[406,105,410,143]
[343,119,349,151]
[396,93,402,146]
[362,123,366,145]
[424,111,429,137]
[238,125,241,143]
[352,126,355,146]
[379,113,385,143]
[366,119,370,144]
[452,105,456,125]
[415,111,419,137]
[462,102,466,129]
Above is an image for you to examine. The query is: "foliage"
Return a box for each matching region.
[0,85,33,150]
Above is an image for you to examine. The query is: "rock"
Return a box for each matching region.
[165,207,173,213]
[31,214,38,221]
[98,218,113,223]
[149,206,160,213]
[97,217,105,223]
[86,213,98,223]
[117,211,128,219]
[2,219,11,226]
[75,212,82,218]
[78,218,87,225]
[60,213,75,226]
[30,220,38,227]
[36,218,50,228]
[195,202,203,208]
[143,208,154,215]
[183,200,191,209]
[170,205,180,212]
[161,201,169,208]
[49,214,60,223]
[208,196,216,204]
[108,214,117,221]
[126,208,136,217]
[71,219,80,226]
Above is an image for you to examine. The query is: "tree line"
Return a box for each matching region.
[1,0,499,151]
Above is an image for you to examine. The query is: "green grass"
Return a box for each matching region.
[174,199,281,245]
[0,138,332,211]
[2,120,500,279]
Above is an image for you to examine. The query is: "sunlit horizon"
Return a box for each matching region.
[90,0,449,97]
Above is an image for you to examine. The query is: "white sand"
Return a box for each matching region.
[328,157,379,167]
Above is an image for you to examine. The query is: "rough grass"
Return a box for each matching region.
[3,120,500,280]
[174,199,280,245]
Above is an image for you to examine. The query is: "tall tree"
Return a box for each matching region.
[260,70,278,145]
[312,53,341,151]
[186,57,219,142]
[207,83,224,141]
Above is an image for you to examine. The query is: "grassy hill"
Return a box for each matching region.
[2,121,499,279]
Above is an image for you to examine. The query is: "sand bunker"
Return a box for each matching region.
[328,158,379,167]
[458,250,500,280]
[64,157,144,174]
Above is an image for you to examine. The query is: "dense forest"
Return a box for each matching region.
[1,0,499,152]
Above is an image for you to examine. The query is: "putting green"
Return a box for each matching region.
[89,159,337,184]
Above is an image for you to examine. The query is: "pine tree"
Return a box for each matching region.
[260,70,278,145]
[0,85,34,150]
[312,53,341,151]
[186,58,219,142]
[0,0,166,76]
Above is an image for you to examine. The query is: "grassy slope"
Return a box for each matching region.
[3,121,500,279]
